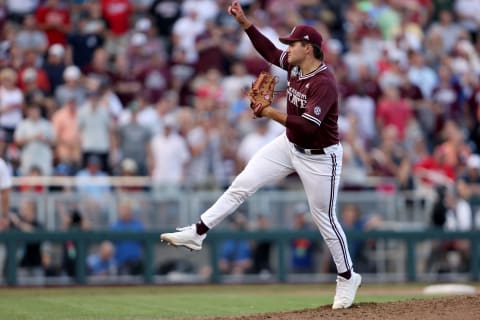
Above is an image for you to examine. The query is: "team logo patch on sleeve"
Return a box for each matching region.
[314,106,321,115]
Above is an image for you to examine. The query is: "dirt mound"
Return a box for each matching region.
[207,295,480,320]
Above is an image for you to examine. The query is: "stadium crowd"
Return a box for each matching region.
[2,0,480,280]
[1,0,480,227]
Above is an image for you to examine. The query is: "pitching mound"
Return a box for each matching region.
[207,295,480,320]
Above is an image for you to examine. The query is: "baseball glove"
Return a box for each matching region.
[248,71,277,118]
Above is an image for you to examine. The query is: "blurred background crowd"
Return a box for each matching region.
[2,0,480,282]
[1,0,480,199]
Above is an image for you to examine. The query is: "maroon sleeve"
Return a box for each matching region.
[286,115,319,136]
[245,25,286,70]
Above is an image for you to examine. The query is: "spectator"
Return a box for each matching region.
[111,53,143,107]
[218,213,252,275]
[9,199,48,281]
[55,65,86,107]
[82,47,113,81]
[77,76,115,173]
[14,14,48,57]
[148,0,182,53]
[116,102,152,176]
[75,155,110,202]
[185,110,224,189]
[42,44,66,96]
[136,49,171,104]
[35,0,71,47]
[87,240,117,276]
[0,68,24,143]
[148,113,191,192]
[101,0,132,55]
[110,200,144,275]
[427,185,473,273]
[375,85,414,143]
[14,103,56,176]
[289,203,316,274]
[60,209,86,279]
[17,165,44,193]
[67,9,105,70]
[249,214,273,277]
[51,93,82,169]
[18,49,50,93]
[338,203,382,273]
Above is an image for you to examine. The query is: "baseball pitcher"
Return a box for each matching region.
[161,1,361,309]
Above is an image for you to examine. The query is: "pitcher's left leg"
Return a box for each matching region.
[295,151,352,273]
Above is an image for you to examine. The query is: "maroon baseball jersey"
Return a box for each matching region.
[246,26,339,149]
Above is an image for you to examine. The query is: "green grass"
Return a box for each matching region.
[0,284,453,320]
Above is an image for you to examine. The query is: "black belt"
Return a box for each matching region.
[294,144,325,155]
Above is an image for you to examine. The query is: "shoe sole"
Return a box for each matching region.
[160,234,202,251]
[332,274,362,309]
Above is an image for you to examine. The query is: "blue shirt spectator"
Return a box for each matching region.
[110,201,145,275]
[87,241,117,276]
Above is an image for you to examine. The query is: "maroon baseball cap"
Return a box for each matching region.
[279,25,323,48]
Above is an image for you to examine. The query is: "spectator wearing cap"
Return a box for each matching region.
[21,67,54,119]
[15,14,48,57]
[116,101,152,176]
[14,103,56,176]
[51,93,82,170]
[67,5,105,70]
[18,49,50,93]
[134,16,166,57]
[54,65,86,107]
[35,0,71,46]
[148,113,191,192]
[43,44,67,95]
[125,32,150,77]
[0,68,24,143]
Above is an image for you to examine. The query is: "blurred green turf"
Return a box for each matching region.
[0,284,444,320]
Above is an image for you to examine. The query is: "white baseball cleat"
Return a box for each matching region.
[160,225,206,251]
[332,271,362,309]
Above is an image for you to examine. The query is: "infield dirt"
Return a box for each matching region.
[206,295,480,320]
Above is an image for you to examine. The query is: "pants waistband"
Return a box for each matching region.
[294,144,326,155]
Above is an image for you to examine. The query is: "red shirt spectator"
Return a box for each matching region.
[35,0,71,46]
[376,86,413,141]
[101,0,132,36]
[413,145,456,188]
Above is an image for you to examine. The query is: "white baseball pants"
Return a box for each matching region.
[200,133,353,273]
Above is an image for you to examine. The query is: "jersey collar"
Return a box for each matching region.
[299,63,327,80]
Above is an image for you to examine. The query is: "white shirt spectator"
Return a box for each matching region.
[172,9,206,63]
[344,94,376,144]
[0,85,23,129]
[150,127,190,185]
[14,109,56,176]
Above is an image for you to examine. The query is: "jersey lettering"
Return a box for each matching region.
[287,87,307,109]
